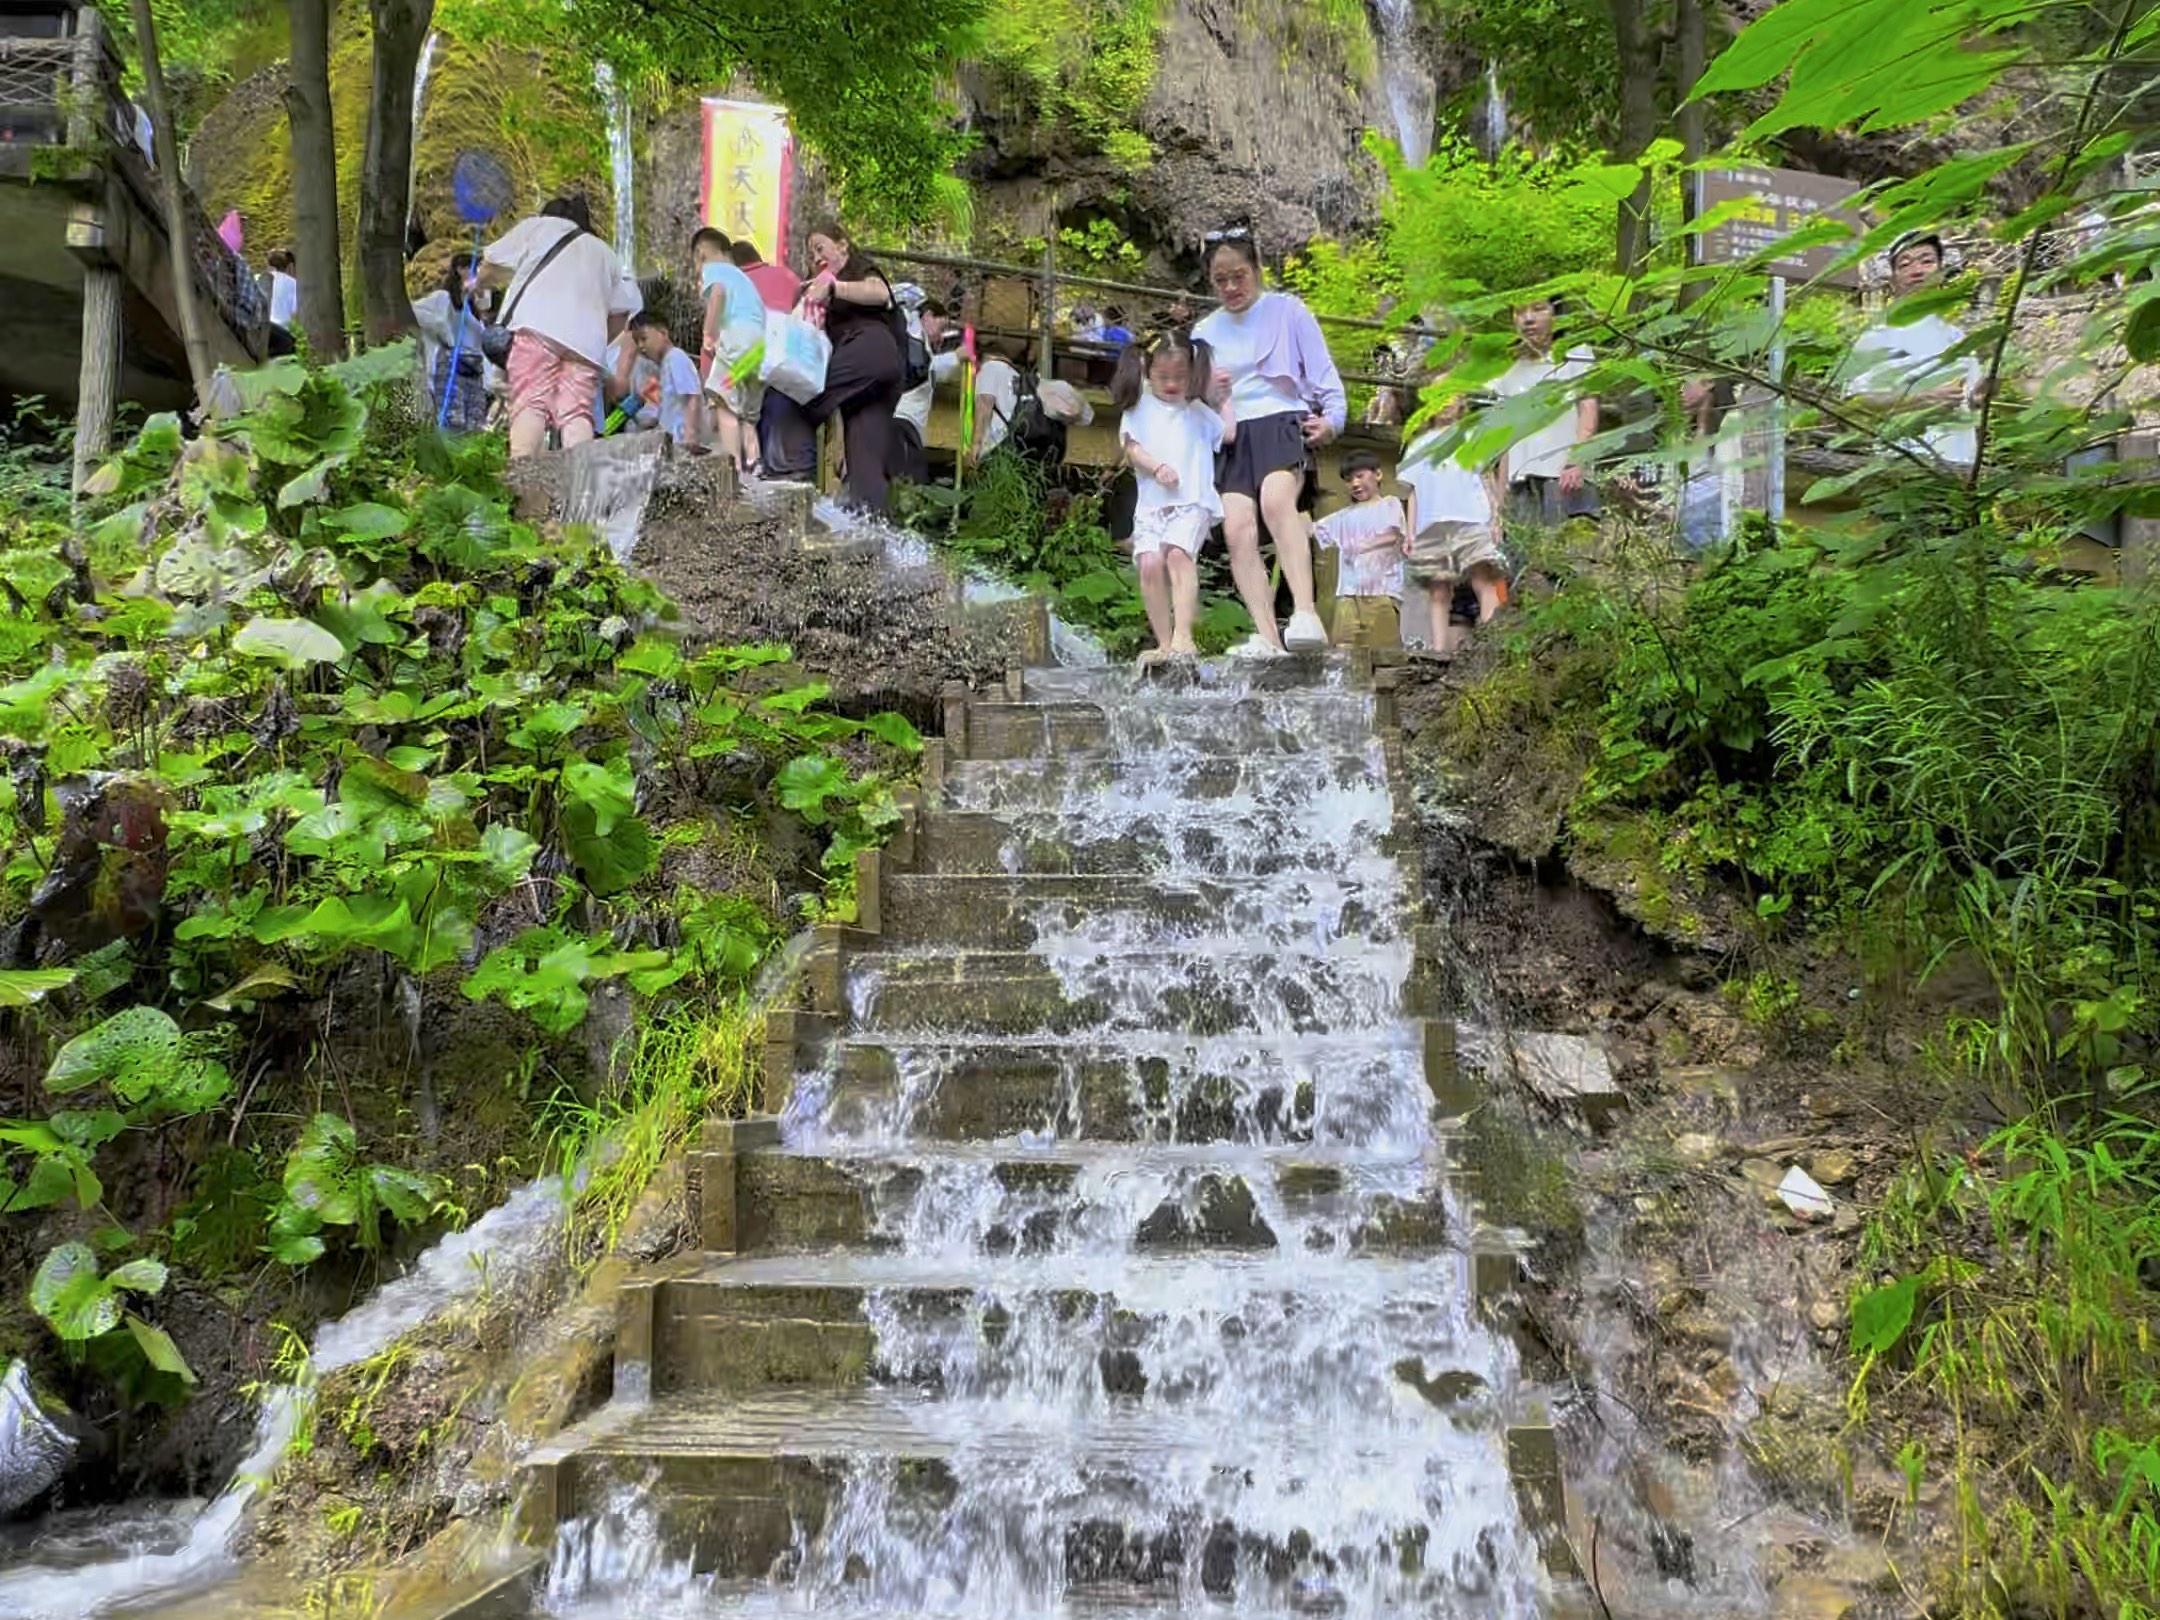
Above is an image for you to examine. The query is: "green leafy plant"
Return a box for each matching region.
[266,1113,446,1266]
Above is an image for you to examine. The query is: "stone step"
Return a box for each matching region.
[872,871,1406,953]
[793,1031,1436,1146]
[911,808,1384,879]
[530,1386,1526,1598]
[637,1250,1484,1405]
[1019,659,1362,703]
[939,751,1393,822]
[541,1592,1265,1620]
[960,695,1379,762]
[730,1141,1452,1259]
[843,948,1412,1039]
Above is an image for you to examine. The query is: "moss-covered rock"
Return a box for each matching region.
[187,17,615,307]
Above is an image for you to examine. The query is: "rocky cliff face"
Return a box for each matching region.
[929,0,1469,271]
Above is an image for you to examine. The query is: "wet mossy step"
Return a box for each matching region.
[960,698,1380,761]
[911,808,1384,879]
[638,1249,1477,1400]
[940,750,1393,815]
[871,872,1405,952]
[806,1033,1417,1142]
[729,1145,1451,1257]
[531,1387,1487,1591]
[843,948,1412,1039]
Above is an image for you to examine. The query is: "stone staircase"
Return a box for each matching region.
[514,657,1571,1618]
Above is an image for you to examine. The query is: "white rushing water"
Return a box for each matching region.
[1373,0,1436,167]
[408,31,440,218]
[1482,62,1509,159]
[595,62,637,274]
[544,664,1543,1618]
[0,1178,567,1620]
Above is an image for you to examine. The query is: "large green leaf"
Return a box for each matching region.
[31,1241,119,1339]
[561,800,657,897]
[125,1315,198,1385]
[46,1006,180,1096]
[1850,1274,1921,1356]
[562,760,635,837]
[366,1165,439,1225]
[233,616,347,668]
[283,1112,360,1227]
[0,969,75,1008]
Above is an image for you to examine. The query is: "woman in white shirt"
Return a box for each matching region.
[1191,229,1347,659]
[480,195,642,459]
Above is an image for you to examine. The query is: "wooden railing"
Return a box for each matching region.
[868,244,1421,424]
[0,16,264,352]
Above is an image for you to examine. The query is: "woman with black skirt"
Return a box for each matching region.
[801,222,906,513]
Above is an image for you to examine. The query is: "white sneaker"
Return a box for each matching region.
[1226,635,1289,662]
[1283,611,1330,653]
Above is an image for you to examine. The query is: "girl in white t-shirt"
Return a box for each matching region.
[1400,395,1509,658]
[1112,334,1237,665]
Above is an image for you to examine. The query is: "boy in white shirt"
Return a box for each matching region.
[1313,451,1406,650]
[1401,396,1508,659]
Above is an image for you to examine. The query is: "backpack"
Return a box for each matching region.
[1002,371,1067,465]
[902,329,933,392]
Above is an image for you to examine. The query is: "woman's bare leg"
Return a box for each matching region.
[1258,468,1318,618]
[1222,492,1282,649]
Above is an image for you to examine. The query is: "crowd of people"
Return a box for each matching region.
[391,196,1993,668]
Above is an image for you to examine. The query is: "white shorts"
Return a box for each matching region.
[1131,503,1212,559]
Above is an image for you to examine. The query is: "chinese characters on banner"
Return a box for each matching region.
[1697,166,1867,288]
[702,98,793,258]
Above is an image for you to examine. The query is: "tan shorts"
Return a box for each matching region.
[1407,519,1505,587]
[706,348,765,421]
[1330,594,1400,650]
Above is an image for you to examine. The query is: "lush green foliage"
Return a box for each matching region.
[561,0,983,232]
[1411,0,2160,1609]
[978,0,1161,172]
[0,348,914,1397]
[896,452,1250,660]
[1414,0,1619,146]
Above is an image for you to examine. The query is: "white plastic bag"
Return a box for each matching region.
[760,308,830,404]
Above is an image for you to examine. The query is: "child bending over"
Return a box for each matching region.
[1113,333,1235,664]
[1400,395,1508,659]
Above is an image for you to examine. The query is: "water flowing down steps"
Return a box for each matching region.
[518,658,1575,1619]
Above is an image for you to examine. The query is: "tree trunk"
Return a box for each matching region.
[127,0,214,407]
[283,0,346,358]
[359,0,435,344]
[1610,0,1662,276]
[1675,0,1708,303]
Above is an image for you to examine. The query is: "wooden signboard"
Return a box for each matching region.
[1696,166,1867,288]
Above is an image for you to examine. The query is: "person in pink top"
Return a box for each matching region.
[728,238,813,476]
[729,239,802,312]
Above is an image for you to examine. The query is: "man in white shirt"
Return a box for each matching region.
[1493,298,1599,527]
[265,249,299,357]
[971,342,1024,462]
[1845,231,1985,467]
[892,299,957,485]
[479,195,642,459]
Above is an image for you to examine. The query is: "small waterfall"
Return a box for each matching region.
[0,1178,568,1620]
[1481,62,1509,158]
[595,62,637,273]
[408,30,440,220]
[1372,0,1435,167]
[542,665,1542,1618]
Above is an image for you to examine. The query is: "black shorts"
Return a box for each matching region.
[1218,411,1312,504]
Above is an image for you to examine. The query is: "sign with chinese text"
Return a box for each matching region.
[702,99,793,261]
[1697,166,1867,287]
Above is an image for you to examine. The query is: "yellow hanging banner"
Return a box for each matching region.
[701,98,793,259]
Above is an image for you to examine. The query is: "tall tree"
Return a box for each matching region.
[1609,0,1662,273]
[126,0,214,406]
[359,0,435,343]
[284,0,347,358]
